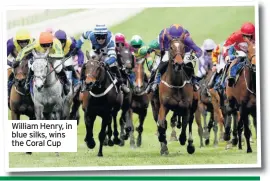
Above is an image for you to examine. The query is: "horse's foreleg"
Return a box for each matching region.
[212,112,218,147]
[11,111,20,120]
[232,112,239,146]
[157,104,169,155]
[126,109,135,149]
[34,104,44,120]
[106,115,114,147]
[169,112,178,141]
[98,114,111,157]
[84,111,96,150]
[136,108,147,147]
[187,111,195,154]
[112,110,121,145]
[70,93,81,125]
[195,108,204,148]
[241,108,252,153]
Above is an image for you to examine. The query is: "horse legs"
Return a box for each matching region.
[179,111,189,146]
[232,112,239,146]
[34,104,44,120]
[112,110,121,145]
[209,111,218,147]
[70,93,81,125]
[105,116,114,147]
[157,104,169,155]
[119,115,125,146]
[238,116,244,150]
[187,112,195,154]
[98,114,111,157]
[170,112,178,141]
[194,108,204,148]
[127,109,135,149]
[11,111,20,120]
[241,107,252,153]
[136,108,147,147]
[84,112,96,150]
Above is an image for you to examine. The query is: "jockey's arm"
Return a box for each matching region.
[16,41,37,62]
[49,39,64,59]
[7,38,15,57]
[104,39,117,65]
[69,37,84,66]
[76,31,92,49]
[212,45,220,66]
[227,45,236,61]
[185,36,203,59]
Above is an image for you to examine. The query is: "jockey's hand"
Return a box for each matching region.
[212,65,217,72]
[12,61,20,68]
[99,61,109,68]
[72,47,79,56]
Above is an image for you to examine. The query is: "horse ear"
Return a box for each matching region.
[86,50,91,60]
[44,49,50,57]
[32,50,37,58]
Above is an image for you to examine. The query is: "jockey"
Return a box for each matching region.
[45,27,54,34]
[207,41,227,90]
[16,32,71,95]
[76,24,130,93]
[54,29,84,89]
[115,33,132,53]
[223,22,255,87]
[7,29,34,101]
[197,38,217,81]
[129,35,149,87]
[149,24,203,92]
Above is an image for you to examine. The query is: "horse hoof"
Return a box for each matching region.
[137,136,142,147]
[203,131,210,139]
[187,145,195,154]
[205,139,210,146]
[232,138,238,146]
[119,140,125,147]
[179,135,186,146]
[223,134,231,141]
[247,148,252,153]
[108,140,114,147]
[86,139,96,149]
[113,137,121,145]
[124,134,129,140]
[26,152,32,155]
[160,143,169,156]
[97,152,103,157]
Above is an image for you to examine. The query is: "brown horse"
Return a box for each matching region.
[9,59,35,120]
[155,36,197,155]
[81,51,123,156]
[127,58,149,148]
[195,69,220,147]
[225,40,256,153]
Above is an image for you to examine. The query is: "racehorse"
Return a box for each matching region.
[155,35,197,155]
[82,51,123,156]
[127,57,149,148]
[9,58,35,120]
[31,50,66,120]
[225,39,256,153]
[195,69,220,147]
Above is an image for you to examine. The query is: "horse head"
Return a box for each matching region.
[12,57,29,88]
[246,40,256,68]
[84,50,105,91]
[117,47,134,70]
[133,58,147,95]
[168,35,186,71]
[31,49,50,92]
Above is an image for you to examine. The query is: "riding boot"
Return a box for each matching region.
[145,70,156,93]
[24,68,33,92]
[218,63,230,90]
[111,66,130,93]
[192,75,202,91]
[57,70,71,95]
[69,66,81,92]
[208,71,217,89]
[80,64,86,92]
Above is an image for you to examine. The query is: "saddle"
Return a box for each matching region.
[233,58,247,85]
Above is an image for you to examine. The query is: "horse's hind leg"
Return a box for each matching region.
[170,112,178,141]
[195,108,204,148]
[136,108,147,147]
[212,112,218,147]
[238,116,243,150]
[98,114,111,157]
[187,112,195,154]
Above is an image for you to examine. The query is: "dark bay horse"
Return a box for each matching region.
[127,58,149,148]
[9,59,35,120]
[225,40,256,153]
[155,36,197,155]
[82,51,123,156]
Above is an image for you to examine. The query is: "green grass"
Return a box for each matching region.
[9,6,257,168]
[7,9,87,29]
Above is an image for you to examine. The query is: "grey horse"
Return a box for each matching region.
[30,50,68,120]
